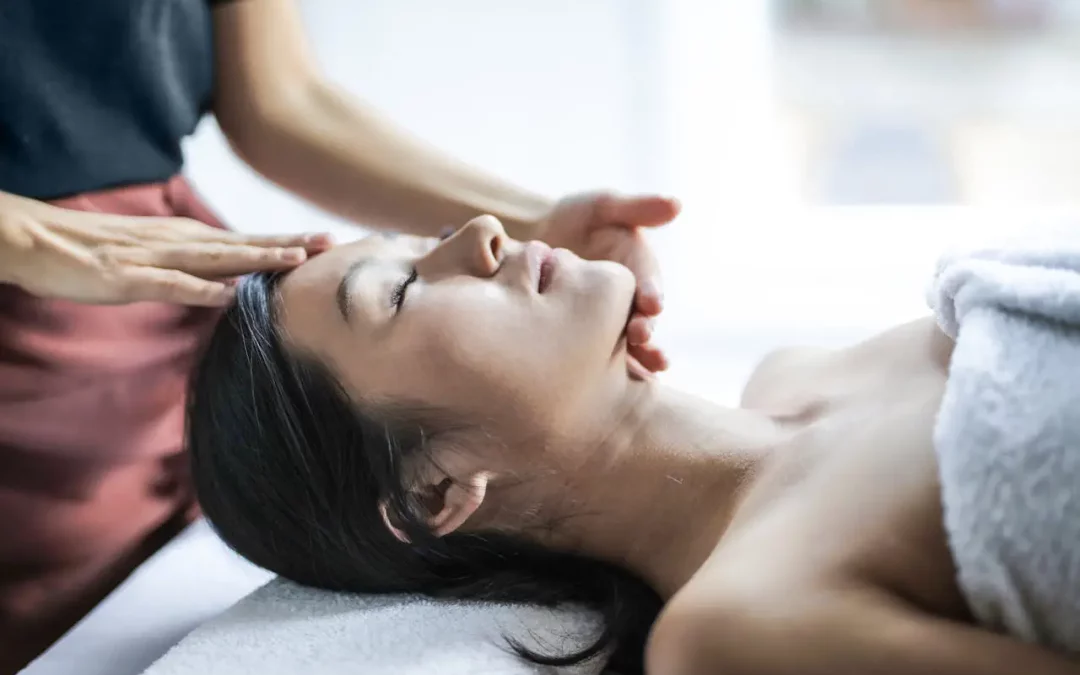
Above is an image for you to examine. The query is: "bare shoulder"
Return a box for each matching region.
[645,519,844,675]
[645,564,848,675]
[739,344,834,413]
[740,317,952,413]
[647,571,1080,675]
[644,576,743,675]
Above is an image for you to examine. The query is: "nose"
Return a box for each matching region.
[416,215,506,280]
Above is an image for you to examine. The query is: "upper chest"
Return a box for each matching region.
[696,318,970,619]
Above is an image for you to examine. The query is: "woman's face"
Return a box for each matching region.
[276,216,636,449]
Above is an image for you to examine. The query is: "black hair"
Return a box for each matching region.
[186,272,661,674]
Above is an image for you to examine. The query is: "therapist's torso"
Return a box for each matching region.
[0,0,220,200]
[0,1,231,670]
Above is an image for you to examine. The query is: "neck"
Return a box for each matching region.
[537,382,783,598]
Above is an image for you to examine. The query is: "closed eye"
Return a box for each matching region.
[390,268,418,312]
[390,228,450,311]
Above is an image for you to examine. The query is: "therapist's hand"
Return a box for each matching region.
[0,191,332,306]
[539,192,679,378]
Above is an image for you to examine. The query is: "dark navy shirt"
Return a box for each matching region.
[0,0,228,199]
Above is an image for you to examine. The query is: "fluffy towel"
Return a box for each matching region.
[141,577,606,675]
[928,224,1080,653]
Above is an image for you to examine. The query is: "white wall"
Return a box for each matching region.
[183,0,660,242]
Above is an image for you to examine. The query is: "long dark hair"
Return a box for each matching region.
[186,272,661,673]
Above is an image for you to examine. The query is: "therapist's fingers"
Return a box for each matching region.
[601,194,681,229]
[626,314,654,347]
[119,216,334,252]
[120,266,236,307]
[620,231,663,317]
[220,231,335,252]
[629,341,668,374]
[106,242,311,278]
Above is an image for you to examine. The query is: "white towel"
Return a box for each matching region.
[928,223,1080,653]
[141,577,606,675]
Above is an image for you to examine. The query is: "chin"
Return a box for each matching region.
[590,264,636,350]
[560,258,635,345]
[586,259,634,295]
[607,263,637,318]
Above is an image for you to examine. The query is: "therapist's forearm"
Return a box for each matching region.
[219,81,553,240]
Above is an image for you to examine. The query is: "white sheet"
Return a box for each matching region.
[142,578,605,675]
[19,520,272,675]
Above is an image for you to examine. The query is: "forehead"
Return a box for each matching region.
[279,233,429,302]
[283,234,381,292]
[276,234,424,345]
[278,235,376,316]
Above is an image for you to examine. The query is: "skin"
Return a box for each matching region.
[278,217,1080,674]
[280,215,637,439]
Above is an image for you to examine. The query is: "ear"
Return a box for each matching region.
[379,471,492,543]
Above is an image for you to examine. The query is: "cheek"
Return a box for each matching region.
[411,291,508,351]
[396,299,524,405]
[392,292,602,433]
[556,262,633,348]
[584,261,635,310]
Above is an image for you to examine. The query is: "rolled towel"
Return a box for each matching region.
[141,577,605,675]
[928,223,1080,653]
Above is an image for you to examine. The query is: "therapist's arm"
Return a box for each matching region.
[210,0,552,240]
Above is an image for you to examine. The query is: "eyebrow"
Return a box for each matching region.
[336,258,370,322]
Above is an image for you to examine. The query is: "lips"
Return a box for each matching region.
[526,241,557,293]
[538,251,556,293]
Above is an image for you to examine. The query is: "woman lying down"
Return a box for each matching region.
[188,216,1080,675]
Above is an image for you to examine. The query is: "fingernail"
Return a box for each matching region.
[641,281,663,305]
[305,232,333,245]
[281,247,307,262]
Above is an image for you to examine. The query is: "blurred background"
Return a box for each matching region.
[183,0,1080,403]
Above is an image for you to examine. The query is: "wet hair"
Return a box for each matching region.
[186,272,661,673]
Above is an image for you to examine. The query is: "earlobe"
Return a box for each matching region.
[378,471,492,543]
[379,502,411,543]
